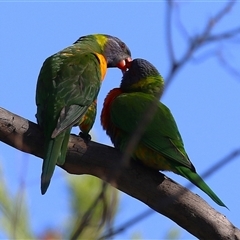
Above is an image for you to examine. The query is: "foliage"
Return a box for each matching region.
[0,164,120,240]
[0,166,34,239]
[66,175,119,240]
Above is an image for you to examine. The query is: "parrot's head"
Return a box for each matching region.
[120,58,164,96]
[101,34,132,71]
[74,34,132,72]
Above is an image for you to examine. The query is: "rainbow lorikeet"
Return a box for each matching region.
[101,58,227,208]
[36,34,131,194]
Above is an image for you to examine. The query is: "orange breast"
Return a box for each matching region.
[95,53,107,81]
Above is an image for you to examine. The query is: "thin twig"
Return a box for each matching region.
[217,50,240,78]
[206,27,240,42]
[166,0,176,66]
[98,209,154,240]
[164,0,238,89]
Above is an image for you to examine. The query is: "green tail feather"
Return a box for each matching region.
[41,129,70,195]
[176,166,228,208]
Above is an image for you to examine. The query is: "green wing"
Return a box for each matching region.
[36,51,102,138]
[110,92,193,169]
[110,92,227,208]
[36,49,102,194]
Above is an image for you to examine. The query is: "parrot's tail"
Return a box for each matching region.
[41,129,70,195]
[176,166,228,208]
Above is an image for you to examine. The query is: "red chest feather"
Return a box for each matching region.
[101,88,122,130]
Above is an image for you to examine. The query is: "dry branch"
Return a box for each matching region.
[0,107,239,239]
[164,0,240,89]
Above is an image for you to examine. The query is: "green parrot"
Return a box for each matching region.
[101,58,227,208]
[36,34,132,194]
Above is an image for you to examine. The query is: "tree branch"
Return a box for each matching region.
[164,0,240,89]
[0,107,240,239]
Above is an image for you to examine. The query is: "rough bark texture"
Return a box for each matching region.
[0,107,239,239]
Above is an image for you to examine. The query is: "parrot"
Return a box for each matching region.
[101,58,227,208]
[36,34,132,194]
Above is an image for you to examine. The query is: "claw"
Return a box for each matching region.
[79,132,92,143]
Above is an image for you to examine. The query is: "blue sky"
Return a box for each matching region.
[0,1,240,239]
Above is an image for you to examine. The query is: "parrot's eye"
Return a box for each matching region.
[118,42,131,56]
[120,42,126,49]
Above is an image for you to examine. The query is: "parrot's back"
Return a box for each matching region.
[36,39,106,194]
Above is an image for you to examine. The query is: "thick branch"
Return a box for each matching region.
[0,107,239,239]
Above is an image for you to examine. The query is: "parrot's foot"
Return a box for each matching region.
[79,132,92,143]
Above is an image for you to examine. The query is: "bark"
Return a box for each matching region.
[0,106,239,239]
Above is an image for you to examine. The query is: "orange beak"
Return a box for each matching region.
[117,57,132,74]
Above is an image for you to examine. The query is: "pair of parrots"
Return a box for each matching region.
[36,34,226,208]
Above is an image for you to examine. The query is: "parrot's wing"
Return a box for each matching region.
[110,92,193,169]
[36,51,104,195]
[51,104,88,138]
[110,92,228,208]
[36,51,102,138]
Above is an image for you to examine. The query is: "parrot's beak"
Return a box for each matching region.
[120,57,132,74]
